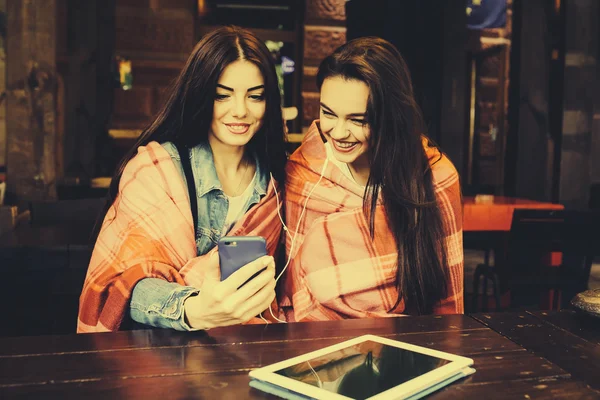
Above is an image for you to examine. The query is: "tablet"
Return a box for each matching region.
[249,334,475,400]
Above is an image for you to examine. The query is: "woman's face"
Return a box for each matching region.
[319,76,370,166]
[209,60,266,149]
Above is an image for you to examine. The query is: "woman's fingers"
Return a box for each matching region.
[204,255,275,322]
[225,262,275,307]
[216,255,274,296]
[234,278,277,322]
[210,277,275,324]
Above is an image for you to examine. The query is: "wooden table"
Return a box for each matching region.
[463,195,564,232]
[472,309,600,393]
[1,312,599,399]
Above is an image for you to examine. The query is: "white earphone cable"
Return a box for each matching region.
[263,158,329,323]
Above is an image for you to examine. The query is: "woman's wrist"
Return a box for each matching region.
[183,294,209,330]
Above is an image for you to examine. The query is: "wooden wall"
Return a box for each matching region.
[112,0,195,131]
[302,0,346,128]
[508,0,599,209]
[6,0,596,207]
[0,0,5,172]
[438,2,469,181]
[506,0,556,201]
[57,0,118,183]
[5,0,59,203]
[468,0,513,193]
[558,0,599,209]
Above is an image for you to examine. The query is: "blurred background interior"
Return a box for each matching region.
[0,0,599,337]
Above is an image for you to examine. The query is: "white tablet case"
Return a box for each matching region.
[248,335,475,400]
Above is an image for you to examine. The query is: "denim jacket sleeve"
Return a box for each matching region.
[130,278,200,331]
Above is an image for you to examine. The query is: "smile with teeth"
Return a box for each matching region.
[332,139,359,152]
[226,123,250,134]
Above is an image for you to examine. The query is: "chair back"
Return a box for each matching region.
[507,209,600,308]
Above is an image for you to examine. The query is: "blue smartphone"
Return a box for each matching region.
[218,236,268,282]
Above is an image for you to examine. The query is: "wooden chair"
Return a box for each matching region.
[0,199,103,336]
[471,246,501,312]
[505,209,600,310]
[465,231,498,312]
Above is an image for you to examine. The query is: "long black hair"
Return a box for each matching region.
[316,37,450,314]
[103,26,287,219]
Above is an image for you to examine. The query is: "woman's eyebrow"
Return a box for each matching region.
[321,102,366,117]
[217,84,233,91]
[216,84,265,91]
[320,102,335,114]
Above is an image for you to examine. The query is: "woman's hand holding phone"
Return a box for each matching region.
[183,255,276,330]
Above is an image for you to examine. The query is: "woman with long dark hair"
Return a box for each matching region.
[78,26,287,332]
[280,37,463,321]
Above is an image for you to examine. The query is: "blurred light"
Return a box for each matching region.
[198,0,209,17]
[282,56,295,75]
[118,58,132,90]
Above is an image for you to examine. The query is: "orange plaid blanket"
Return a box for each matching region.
[279,122,464,321]
[77,142,282,333]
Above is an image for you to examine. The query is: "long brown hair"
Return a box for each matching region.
[317,37,450,314]
[101,26,287,224]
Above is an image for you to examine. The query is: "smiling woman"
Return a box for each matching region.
[211,61,266,149]
[319,76,371,186]
[78,26,287,333]
[280,37,464,321]
[209,60,266,199]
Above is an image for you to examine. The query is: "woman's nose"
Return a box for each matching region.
[328,120,350,140]
[231,97,247,118]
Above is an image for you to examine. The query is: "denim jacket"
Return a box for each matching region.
[129,141,269,330]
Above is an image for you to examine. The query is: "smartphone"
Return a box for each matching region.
[218,236,268,283]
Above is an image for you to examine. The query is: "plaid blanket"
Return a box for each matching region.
[77,142,282,333]
[279,122,464,321]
